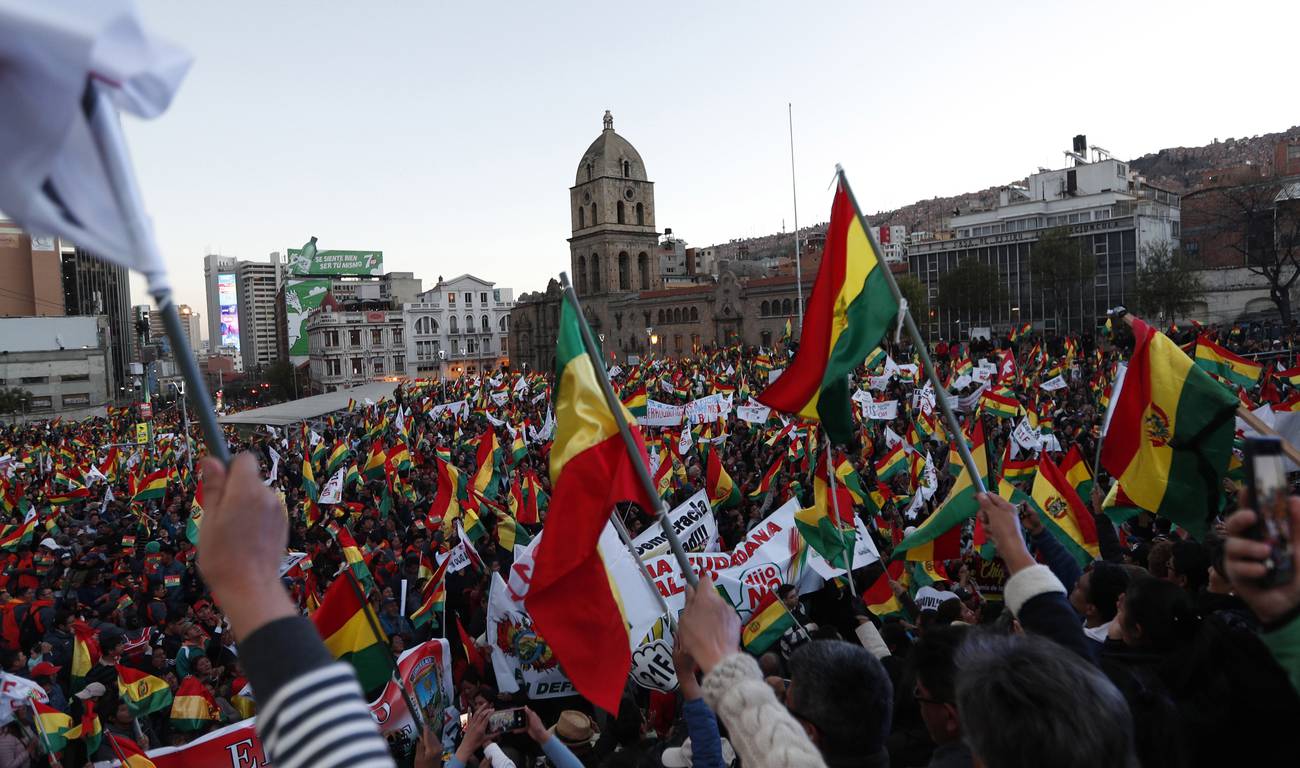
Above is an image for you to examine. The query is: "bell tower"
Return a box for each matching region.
[569,111,660,301]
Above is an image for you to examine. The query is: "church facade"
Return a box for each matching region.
[509,112,810,373]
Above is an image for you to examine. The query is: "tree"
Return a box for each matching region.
[895,274,929,324]
[937,259,1007,320]
[0,388,32,418]
[1029,226,1095,332]
[1132,241,1205,323]
[1191,180,1300,322]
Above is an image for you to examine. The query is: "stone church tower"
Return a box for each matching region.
[569,111,660,337]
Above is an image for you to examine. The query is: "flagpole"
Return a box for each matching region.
[837,168,986,494]
[558,273,699,587]
[789,103,804,331]
[822,437,857,594]
[85,82,229,465]
[28,700,62,768]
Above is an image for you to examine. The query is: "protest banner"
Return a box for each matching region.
[629,489,719,558]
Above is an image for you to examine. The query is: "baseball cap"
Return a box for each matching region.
[31,662,60,677]
[74,682,106,700]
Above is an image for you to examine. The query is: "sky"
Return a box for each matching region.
[125,0,1300,333]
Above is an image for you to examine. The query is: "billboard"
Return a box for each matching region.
[216,273,239,350]
[285,278,331,357]
[286,248,382,276]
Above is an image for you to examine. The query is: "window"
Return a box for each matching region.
[449,316,458,334]
[61,393,90,407]
[579,207,585,228]
[578,255,588,293]
[60,373,89,383]
[493,289,501,303]
[782,299,793,315]
[447,292,456,306]
[466,338,477,354]
[393,355,405,373]
[325,329,340,347]
[28,396,51,411]
[501,337,508,354]
[326,359,341,376]
[761,300,770,316]
[587,162,593,180]
[483,338,492,353]
[372,357,385,374]
[623,160,630,178]
[673,308,682,323]
[371,328,383,345]
[619,251,630,290]
[349,329,362,347]
[617,201,625,224]
[392,327,402,345]
[480,292,488,305]
[638,252,649,288]
[465,316,473,335]
[351,358,364,376]
[590,253,600,292]
[636,203,644,226]
[591,203,597,225]
[690,307,699,322]
[20,376,47,385]
[658,309,665,323]
[481,316,490,333]
[464,292,473,305]
[499,316,508,332]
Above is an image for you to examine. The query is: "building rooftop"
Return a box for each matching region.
[217,381,399,427]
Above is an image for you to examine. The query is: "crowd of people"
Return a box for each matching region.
[0,319,1295,768]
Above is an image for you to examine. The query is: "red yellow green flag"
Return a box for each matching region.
[131,468,168,502]
[33,701,72,754]
[741,590,798,655]
[1101,317,1238,538]
[1194,335,1263,388]
[170,676,221,732]
[311,573,390,692]
[704,444,740,509]
[1029,454,1100,567]
[118,664,174,717]
[757,174,900,445]
[893,422,988,562]
[525,290,657,715]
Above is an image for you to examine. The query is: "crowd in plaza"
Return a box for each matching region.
[0,316,1295,768]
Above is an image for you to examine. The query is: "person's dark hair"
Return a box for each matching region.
[1085,561,1129,622]
[955,633,1138,768]
[934,598,964,626]
[1122,575,1199,652]
[776,583,797,601]
[99,632,124,655]
[911,624,969,704]
[787,640,893,758]
[1204,533,1228,581]
[1170,541,1210,594]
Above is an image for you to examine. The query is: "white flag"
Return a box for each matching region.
[0,0,191,291]
[1040,375,1067,392]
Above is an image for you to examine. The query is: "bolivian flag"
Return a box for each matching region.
[472,430,500,499]
[0,509,37,552]
[1101,317,1238,538]
[66,699,103,755]
[33,701,72,754]
[1194,335,1262,388]
[301,454,318,502]
[797,451,858,569]
[496,512,531,552]
[742,590,797,655]
[979,388,1021,419]
[748,453,783,499]
[1276,363,1300,387]
[427,457,461,528]
[519,469,547,524]
[362,440,387,481]
[170,676,221,732]
[758,173,899,445]
[621,384,648,419]
[893,422,989,562]
[118,664,174,717]
[862,560,907,618]
[311,572,390,692]
[525,290,657,715]
[132,468,168,502]
[327,521,375,593]
[388,441,413,472]
[71,620,99,691]
[412,555,449,629]
[1058,445,1094,501]
[326,442,350,476]
[704,445,740,509]
[875,442,907,482]
[1029,454,1100,568]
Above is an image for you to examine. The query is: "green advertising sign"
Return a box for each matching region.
[285,278,331,356]
[286,247,383,276]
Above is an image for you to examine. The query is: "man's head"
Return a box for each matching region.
[955,633,1137,768]
[776,584,799,613]
[910,624,969,746]
[785,640,893,760]
[1170,540,1210,595]
[1069,561,1129,625]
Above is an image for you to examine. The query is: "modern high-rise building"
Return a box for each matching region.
[0,220,65,317]
[62,245,132,395]
[203,253,284,374]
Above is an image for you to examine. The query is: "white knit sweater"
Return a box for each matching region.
[701,653,828,768]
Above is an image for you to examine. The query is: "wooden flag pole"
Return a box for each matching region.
[837,168,986,494]
[338,559,426,732]
[558,272,699,588]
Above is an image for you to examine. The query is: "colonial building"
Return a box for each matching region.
[305,294,407,393]
[510,112,810,369]
[406,274,514,379]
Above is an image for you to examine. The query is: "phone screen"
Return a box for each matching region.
[486,708,524,734]
[1246,437,1294,584]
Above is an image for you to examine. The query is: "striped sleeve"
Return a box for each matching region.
[239,616,394,768]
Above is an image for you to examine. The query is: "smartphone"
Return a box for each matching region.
[459,712,469,728]
[1244,436,1294,586]
[486,708,526,735]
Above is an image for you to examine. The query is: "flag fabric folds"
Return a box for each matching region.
[741,591,797,655]
[169,676,220,732]
[525,292,657,714]
[1029,454,1100,567]
[1194,335,1263,388]
[118,664,174,717]
[758,175,900,445]
[894,422,989,562]
[1101,317,1238,538]
[311,573,390,692]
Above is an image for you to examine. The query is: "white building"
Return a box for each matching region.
[869,225,908,263]
[0,316,115,420]
[908,142,1181,338]
[406,274,514,379]
[306,295,407,392]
